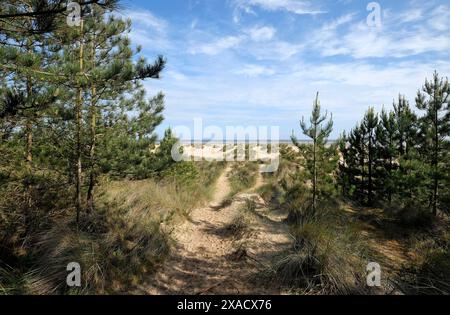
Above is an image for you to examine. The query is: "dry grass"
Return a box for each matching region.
[225,213,250,237]
[223,200,257,238]
[12,179,176,294]
[227,162,259,196]
[0,161,225,294]
[393,221,450,294]
[270,202,370,295]
[101,178,206,222]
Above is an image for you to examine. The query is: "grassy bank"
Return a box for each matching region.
[227,162,259,196]
[0,161,225,294]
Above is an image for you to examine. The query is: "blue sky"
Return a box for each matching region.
[118,0,450,139]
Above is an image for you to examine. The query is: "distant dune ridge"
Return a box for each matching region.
[155,139,338,145]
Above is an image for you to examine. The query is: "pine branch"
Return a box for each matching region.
[0,0,118,19]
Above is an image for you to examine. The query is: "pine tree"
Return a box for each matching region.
[362,107,379,206]
[1,1,166,223]
[392,95,420,200]
[74,7,85,223]
[98,90,165,179]
[0,1,61,230]
[292,92,333,214]
[55,3,165,219]
[341,108,380,206]
[148,127,180,177]
[349,124,366,201]
[415,71,450,215]
[393,95,417,156]
[338,129,363,200]
[377,108,397,204]
[0,1,118,33]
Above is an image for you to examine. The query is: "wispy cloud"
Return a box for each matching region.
[151,58,450,138]
[124,1,450,138]
[235,64,275,77]
[428,5,450,31]
[246,26,277,41]
[125,10,168,33]
[234,0,325,15]
[309,7,450,59]
[187,24,302,59]
[188,35,245,55]
[123,9,171,50]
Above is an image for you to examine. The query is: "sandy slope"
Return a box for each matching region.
[140,165,291,295]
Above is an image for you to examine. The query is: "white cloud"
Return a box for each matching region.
[130,1,450,139]
[322,13,356,31]
[248,40,304,60]
[129,28,171,50]
[188,36,244,55]
[149,56,450,138]
[247,26,277,41]
[428,5,450,31]
[234,0,325,15]
[125,10,168,33]
[235,64,275,76]
[310,7,450,59]
[187,26,301,59]
[190,18,199,30]
[398,8,424,24]
[122,9,171,50]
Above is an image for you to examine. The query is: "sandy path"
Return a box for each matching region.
[250,169,265,192]
[210,165,232,207]
[140,164,291,295]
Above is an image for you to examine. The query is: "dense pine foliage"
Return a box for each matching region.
[339,72,449,216]
[0,1,166,224]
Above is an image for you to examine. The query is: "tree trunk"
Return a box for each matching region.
[25,48,33,232]
[360,150,365,200]
[86,33,97,214]
[432,106,438,216]
[26,121,32,167]
[75,18,84,224]
[87,83,96,213]
[25,117,33,231]
[388,144,392,204]
[312,137,317,214]
[368,134,373,206]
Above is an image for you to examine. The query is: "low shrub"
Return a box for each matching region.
[225,213,250,237]
[386,201,434,229]
[257,181,284,205]
[283,183,312,225]
[228,162,259,195]
[395,230,450,294]
[243,199,257,213]
[161,161,200,187]
[272,202,369,294]
[28,212,171,294]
